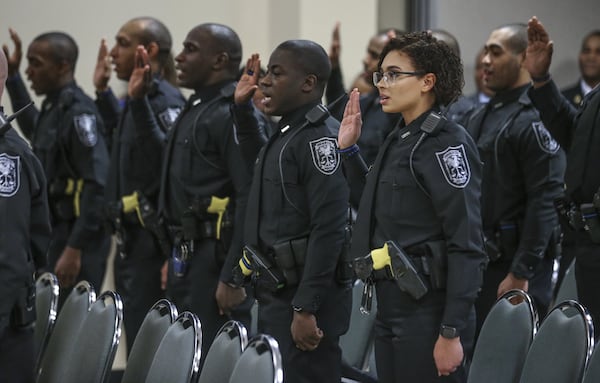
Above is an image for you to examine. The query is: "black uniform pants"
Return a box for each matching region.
[256,286,344,383]
[166,238,252,368]
[114,223,165,353]
[573,234,600,336]
[0,317,35,383]
[374,281,475,383]
[46,221,110,308]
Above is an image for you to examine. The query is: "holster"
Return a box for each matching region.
[423,240,447,290]
[10,284,36,328]
[272,237,308,287]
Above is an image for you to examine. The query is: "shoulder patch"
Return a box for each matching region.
[435,144,471,188]
[158,107,182,131]
[532,121,559,154]
[309,137,340,175]
[73,114,98,147]
[0,153,20,197]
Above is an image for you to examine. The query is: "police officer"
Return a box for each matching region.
[158,23,252,365]
[0,47,51,383]
[93,17,185,352]
[465,23,565,331]
[233,41,352,383]
[526,16,600,333]
[561,30,600,108]
[4,30,110,303]
[339,32,486,382]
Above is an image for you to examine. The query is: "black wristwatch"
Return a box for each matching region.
[440,325,458,339]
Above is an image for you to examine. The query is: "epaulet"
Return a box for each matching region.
[420,111,445,136]
[305,104,330,126]
[58,88,75,109]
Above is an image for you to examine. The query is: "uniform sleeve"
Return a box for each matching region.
[27,151,52,269]
[528,80,578,150]
[420,131,486,335]
[66,107,110,249]
[94,88,121,152]
[291,133,350,313]
[325,66,347,121]
[231,103,268,164]
[510,115,564,279]
[5,74,40,140]
[129,96,169,167]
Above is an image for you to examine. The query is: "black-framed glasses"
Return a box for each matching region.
[372,70,424,86]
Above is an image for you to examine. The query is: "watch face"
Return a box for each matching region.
[441,325,457,338]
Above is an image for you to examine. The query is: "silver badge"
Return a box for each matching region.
[309,137,340,175]
[435,144,471,188]
[532,121,559,154]
[158,107,182,131]
[0,153,20,197]
[74,114,98,147]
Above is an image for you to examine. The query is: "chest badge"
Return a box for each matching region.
[309,137,340,175]
[435,144,471,188]
[0,153,20,197]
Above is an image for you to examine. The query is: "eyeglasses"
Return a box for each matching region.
[372,70,424,86]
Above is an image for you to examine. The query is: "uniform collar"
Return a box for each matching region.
[397,106,441,141]
[190,80,235,107]
[277,101,320,134]
[488,83,531,110]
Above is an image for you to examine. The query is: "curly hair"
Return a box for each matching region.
[378,31,464,106]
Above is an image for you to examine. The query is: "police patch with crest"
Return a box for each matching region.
[309,137,340,175]
[0,153,20,197]
[158,107,182,131]
[532,121,559,154]
[74,114,98,147]
[435,144,471,188]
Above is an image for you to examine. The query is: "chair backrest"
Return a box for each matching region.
[145,311,203,383]
[34,272,59,372]
[37,280,96,383]
[229,334,284,383]
[198,320,249,383]
[121,299,178,383]
[340,279,377,370]
[582,343,600,383]
[554,259,578,306]
[468,289,538,383]
[62,290,123,383]
[519,300,594,383]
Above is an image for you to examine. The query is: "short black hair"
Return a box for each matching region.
[378,31,464,106]
[196,23,243,76]
[128,17,176,84]
[497,23,528,54]
[582,30,600,50]
[32,32,78,71]
[274,39,331,92]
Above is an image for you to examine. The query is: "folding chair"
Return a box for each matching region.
[468,289,538,383]
[62,290,123,383]
[198,320,249,383]
[229,334,284,383]
[34,272,59,373]
[553,259,578,307]
[145,311,203,383]
[37,280,96,383]
[582,343,600,383]
[121,299,178,383]
[518,300,594,383]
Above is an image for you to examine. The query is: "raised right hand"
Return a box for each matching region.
[234,53,260,105]
[93,38,111,92]
[524,16,554,81]
[337,88,362,149]
[329,22,341,68]
[2,28,23,76]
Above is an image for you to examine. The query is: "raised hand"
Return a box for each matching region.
[337,88,362,149]
[94,38,112,92]
[329,22,341,68]
[524,16,554,80]
[234,53,260,105]
[2,28,23,76]
[128,45,151,99]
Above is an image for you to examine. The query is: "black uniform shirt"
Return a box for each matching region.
[6,75,109,249]
[350,108,486,333]
[159,80,252,281]
[467,84,565,279]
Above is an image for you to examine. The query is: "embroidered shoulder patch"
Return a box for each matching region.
[309,137,340,175]
[0,153,20,197]
[158,107,182,131]
[435,144,471,188]
[532,121,559,154]
[73,113,98,147]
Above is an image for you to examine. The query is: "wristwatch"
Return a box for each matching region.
[440,325,458,339]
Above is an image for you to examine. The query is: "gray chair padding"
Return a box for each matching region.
[198,320,248,383]
[121,299,178,383]
[468,289,537,383]
[518,300,594,383]
[582,344,600,383]
[62,290,123,383]
[554,259,578,306]
[145,311,202,383]
[37,280,96,383]
[34,272,59,373]
[229,334,283,383]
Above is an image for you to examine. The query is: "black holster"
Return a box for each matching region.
[272,237,308,287]
[10,284,36,328]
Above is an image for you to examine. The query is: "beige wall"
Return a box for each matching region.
[1,0,378,113]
